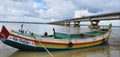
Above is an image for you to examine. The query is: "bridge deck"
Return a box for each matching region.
[48,12,120,24]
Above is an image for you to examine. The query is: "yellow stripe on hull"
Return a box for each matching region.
[35,42,68,48]
[72,40,103,48]
[35,39,106,49]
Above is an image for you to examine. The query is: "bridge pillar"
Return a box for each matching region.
[57,23,61,25]
[66,22,71,26]
[61,22,65,26]
[89,20,100,29]
[74,21,80,27]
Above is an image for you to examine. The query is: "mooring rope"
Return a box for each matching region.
[38,41,54,57]
[33,34,54,57]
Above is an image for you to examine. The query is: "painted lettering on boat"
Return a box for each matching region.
[8,36,35,46]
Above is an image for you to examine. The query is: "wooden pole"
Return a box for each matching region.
[21,24,23,31]
[53,28,55,38]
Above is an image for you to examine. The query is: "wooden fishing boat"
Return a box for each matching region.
[0,25,112,51]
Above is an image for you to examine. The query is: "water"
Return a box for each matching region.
[0,23,120,57]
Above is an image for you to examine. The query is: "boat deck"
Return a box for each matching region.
[10,29,109,44]
[38,35,104,44]
[10,31,107,44]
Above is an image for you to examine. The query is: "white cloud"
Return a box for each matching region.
[0,0,120,25]
[38,0,78,20]
[0,0,40,21]
[73,0,120,13]
[74,9,95,18]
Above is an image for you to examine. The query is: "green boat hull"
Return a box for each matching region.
[0,25,111,51]
[1,38,107,51]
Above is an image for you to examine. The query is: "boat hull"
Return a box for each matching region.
[0,25,111,51]
[0,37,109,51]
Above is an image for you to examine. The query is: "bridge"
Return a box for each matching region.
[48,12,120,29]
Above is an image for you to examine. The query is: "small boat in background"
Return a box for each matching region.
[0,24,112,51]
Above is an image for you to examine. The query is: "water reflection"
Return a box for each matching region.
[9,44,110,57]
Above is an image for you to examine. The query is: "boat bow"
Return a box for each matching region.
[0,25,10,39]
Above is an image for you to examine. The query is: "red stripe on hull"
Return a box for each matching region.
[10,32,110,45]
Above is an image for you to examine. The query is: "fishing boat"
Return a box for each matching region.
[0,24,112,51]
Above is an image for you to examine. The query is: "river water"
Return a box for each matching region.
[0,23,120,57]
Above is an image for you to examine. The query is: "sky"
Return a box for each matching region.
[0,0,120,25]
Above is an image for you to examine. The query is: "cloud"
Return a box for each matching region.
[73,0,120,13]
[74,9,95,18]
[37,0,120,20]
[0,0,40,21]
[0,0,120,24]
[38,0,78,20]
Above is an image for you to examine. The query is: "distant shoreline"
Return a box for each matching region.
[0,21,45,24]
[0,21,120,27]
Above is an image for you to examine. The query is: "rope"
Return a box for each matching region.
[33,34,54,57]
[38,41,54,57]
